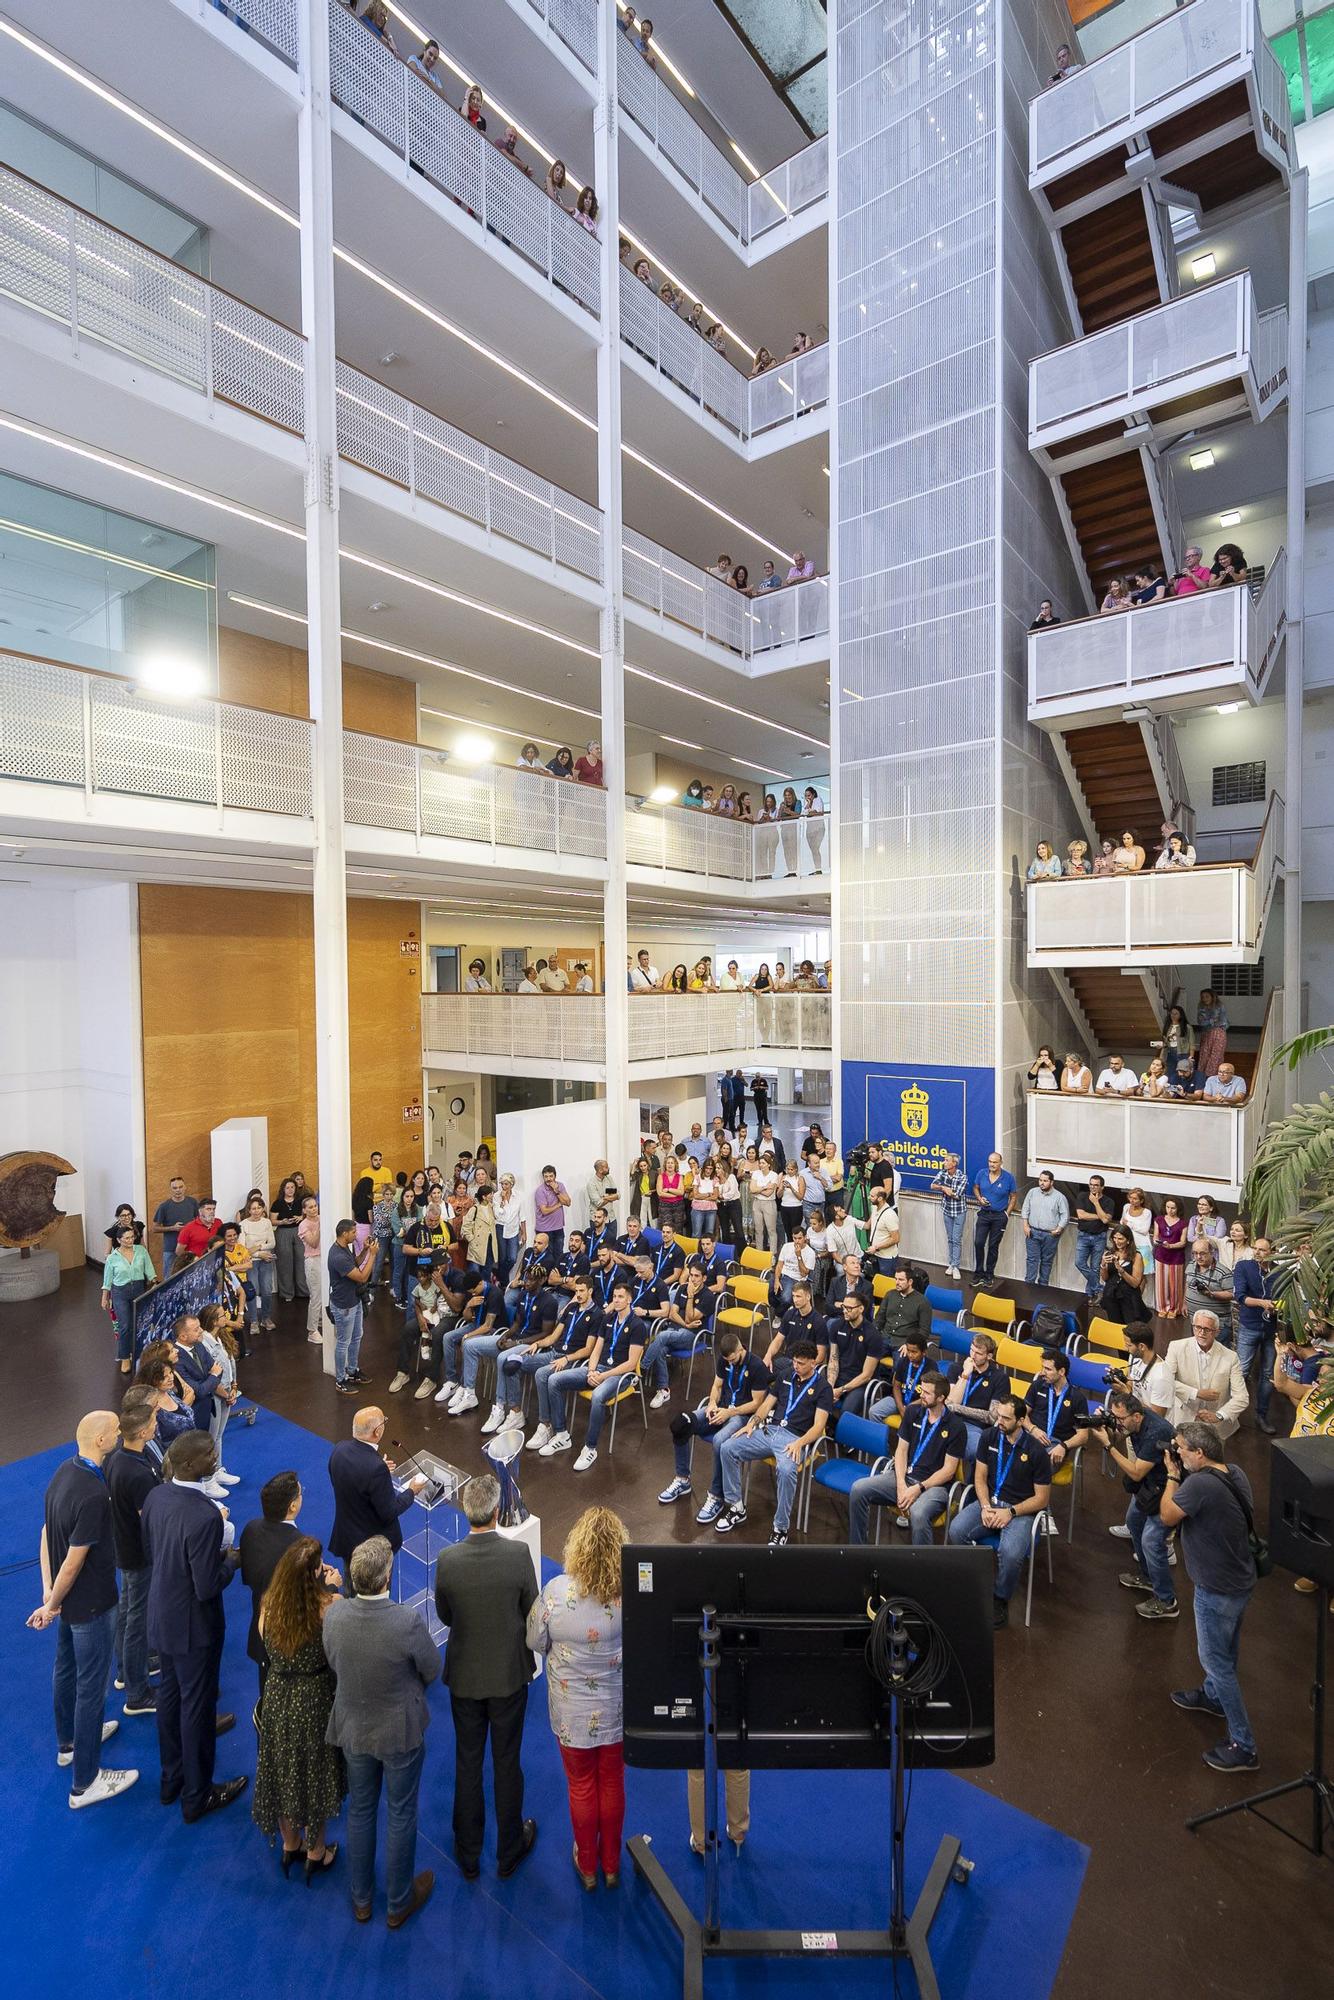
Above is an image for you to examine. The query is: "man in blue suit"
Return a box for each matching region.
[170,1314,222,1430]
[328,1407,427,1569]
[140,1430,247,1822]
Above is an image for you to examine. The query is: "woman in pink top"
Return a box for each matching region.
[1173,546,1211,594]
[657,1152,685,1232]
[297,1196,322,1343]
[1152,1196,1188,1317]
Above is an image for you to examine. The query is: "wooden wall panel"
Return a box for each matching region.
[217,627,418,743]
[343,662,417,742]
[138,887,423,1208]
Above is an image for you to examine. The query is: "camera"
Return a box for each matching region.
[1099,1365,1128,1388]
[1089,1407,1122,1437]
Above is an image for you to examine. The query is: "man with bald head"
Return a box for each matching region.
[28,1411,139,1808]
[328,1407,427,1570]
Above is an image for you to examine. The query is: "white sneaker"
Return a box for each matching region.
[649,1388,671,1410]
[501,1409,525,1432]
[526,1424,553,1452]
[389,1371,410,1394]
[540,1431,573,1457]
[480,1403,506,1435]
[416,1378,438,1401]
[451,1388,479,1415]
[432,1382,454,1404]
[69,1768,139,1808]
[214,1469,240,1488]
[1108,1524,1133,1540]
[58,1719,118,1767]
[573,1446,598,1472]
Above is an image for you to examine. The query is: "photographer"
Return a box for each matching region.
[1158,1422,1259,1772]
[1123,1326,1172,1417]
[1089,1389,1178,1619]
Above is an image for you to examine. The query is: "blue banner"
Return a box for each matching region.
[841,1061,995,1192]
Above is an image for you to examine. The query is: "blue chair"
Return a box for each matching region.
[639,1226,663,1250]
[925,1283,964,1322]
[933,1318,972,1361]
[800,1411,896,1532]
[1067,1352,1113,1400]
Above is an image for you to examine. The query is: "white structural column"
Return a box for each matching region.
[595,0,631,1179]
[1283,168,1307,1112]
[299,0,353,1368]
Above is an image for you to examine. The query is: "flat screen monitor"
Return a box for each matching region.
[621,1543,994,1772]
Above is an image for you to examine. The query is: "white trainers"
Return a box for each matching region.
[480,1403,506,1434]
[526,1424,553,1452]
[69,1767,139,1809]
[649,1388,671,1410]
[389,1371,410,1394]
[1108,1524,1133,1540]
[451,1388,479,1415]
[573,1446,598,1472]
[415,1378,438,1401]
[540,1431,573,1457]
[58,1719,118,1767]
[214,1470,240,1488]
[501,1409,525,1432]
[432,1382,454,1404]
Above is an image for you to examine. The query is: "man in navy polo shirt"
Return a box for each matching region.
[869,1329,932,1422]
[642,1264,715,1408]
[688,1232,730,1294]
[542,1279,647,1470]
[945,1331,1009,1463]
[826,1294,886,1416]
[1022,1349,1090,1471]
[948,1394,1052,1624]
[849,1372,965,1544]
[549,1231,591,1297]
[763,1280,824,1370]
[503,1231,550,1316]
[716,1338,834,1547]
[971,1151,1018,1281]
[1232,1236,1281,1434]
[515,1276,599,1450]
[650,1223,687,1287]
[658,1329,773,1520]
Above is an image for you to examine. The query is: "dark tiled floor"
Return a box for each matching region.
[4,1265,1330,1996]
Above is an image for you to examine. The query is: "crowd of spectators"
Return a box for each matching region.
[513,741,603,786]
[1030,544,1253,632]
[1026,818,1198,878]
[1025,989,1243,1103]
[626,949,829,993]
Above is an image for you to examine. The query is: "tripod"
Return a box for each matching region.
[628,1605,973,2000]
[1187,1581,1332,1856]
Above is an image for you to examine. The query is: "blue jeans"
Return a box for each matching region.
[1024,1228,1058,1286]
[464,1331,503,1396]
[642,1325,700,1390]
[943,1210,965,1270]
[719,1423,804,1530]
[499,1345,553,1411]
[973,1209,1007,1278]
[947,1498,1036,1601]
[54,1604,117,1792]
[1074,1229,1106,1297]
[114,1567,152,1707]
[390,1238,409,1306]
[110,1281,147,1361]
[439,1323,491,1390]
[345,1743,425,1918]
[549,1367,632,1446]
[332,1300,364,1381]
[1127,1496,1174,1603]
[1193,1585,1256,1754]
[672,1410,744,1490]
[849,1468,949,1546]
[1236,1318,1276,1417]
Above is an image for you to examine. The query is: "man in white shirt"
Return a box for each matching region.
[718,960,742,991]
[774,1229,816,1305]
[539,955,570,994]
[1096,1056,1140,1096]
[1162,1312,1249,1440]
[1124,1327,1173,1417]
[825,1203,860,1265]
[629,949,660,991]
[866,1189,900,1273]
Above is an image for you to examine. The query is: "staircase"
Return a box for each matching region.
[1061,968,1163,1056]
[1060,191,1163,334]
[1148,84,1286,213]
[1061,723,1166,844]
[1058,453,1166,603]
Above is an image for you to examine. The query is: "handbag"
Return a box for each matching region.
[1200,1467,1272,1577]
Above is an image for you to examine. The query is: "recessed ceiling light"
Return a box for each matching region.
[1219,510,1242,528]
[1190,449,1215,472]
[1192,252,1217,281]
[453,732,495,765]
[1216,702,1241,715]
[367,600,391,613]
[648,784,679,805]
[379,350,401,365]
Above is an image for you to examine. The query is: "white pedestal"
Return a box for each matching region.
[210,1117,269,1223]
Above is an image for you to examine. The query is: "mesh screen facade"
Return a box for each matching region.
[834,0,1081,1165]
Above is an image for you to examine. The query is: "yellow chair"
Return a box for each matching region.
[716,1273,772,1351]
[872,1273,892,1302]
[675,1233,699,1256]
[1070,1317,1132,1362]
[995,1336,1044,1383]
[968,1292,1017,1337]
[739,1246,775,1277]
[577,1373,647,1453]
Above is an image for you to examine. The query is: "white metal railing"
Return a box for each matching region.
[423,993,608,1066]
[1029,276,1284,445]
[1028,552,1287,718]
[344,733,606,857]
[0,164,603,585]
[625,799,828,883]
[524,0,596,74]
[1026,793,1283,963]
[1144,713,1195,840]
[206,0,300,65]
[621,533,829,659]
[328,2,600,317]
[619,265,748,434]
[1027,988,1281,1196]
[1029,0,1286,182]
[616,39,749,242]
[749,345,830,436]
[0,654,314,816]
[748,137,829,240]
[627,992,833,1062]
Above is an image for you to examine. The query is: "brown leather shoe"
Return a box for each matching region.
[386,1871,434,1930]
[353,1902,372,1924]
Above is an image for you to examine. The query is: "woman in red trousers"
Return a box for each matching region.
[527,1507,628,1888]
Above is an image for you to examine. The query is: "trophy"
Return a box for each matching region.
[484,1424,530,1526]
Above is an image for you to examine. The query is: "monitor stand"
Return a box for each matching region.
[627,1604,974,2000]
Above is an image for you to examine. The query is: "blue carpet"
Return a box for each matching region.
[1,1410,1086,1997]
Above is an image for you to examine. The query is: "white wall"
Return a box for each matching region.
[0,880,141,1257]
[494,1099,608,1239]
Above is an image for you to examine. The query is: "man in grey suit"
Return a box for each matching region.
[434,1473,538,1880]
[323,1535,442,1929]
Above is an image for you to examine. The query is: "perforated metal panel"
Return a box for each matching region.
[220,705,313,816]
[90,680,215,803]
[343,731,416,833]
[556,782,607,857]
[0,655,87,787]
[329,2,407,155]
[212,292,304,434]
[216,0,299,67]
[543,0,596,73]
[496,769,558,850]
[337,361,412,487]
[614,40,749,243]
[419,759,495,842]
[413,409,489,531]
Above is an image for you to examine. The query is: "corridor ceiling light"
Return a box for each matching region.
[625,664,826,747]
[1192,252,1217,281]
[1189,449,1215,472]
[620,448,793,561]
[732,756,790,778]
[453,731,495,764]
[648,784,679,804]
[136,655,207,700]
[1219,509,1242,528]
[660,735,705,751]
[1216,702,1241,714]
[341,551,599,657]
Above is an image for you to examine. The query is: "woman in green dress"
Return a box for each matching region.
[252,1535,347,1881]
